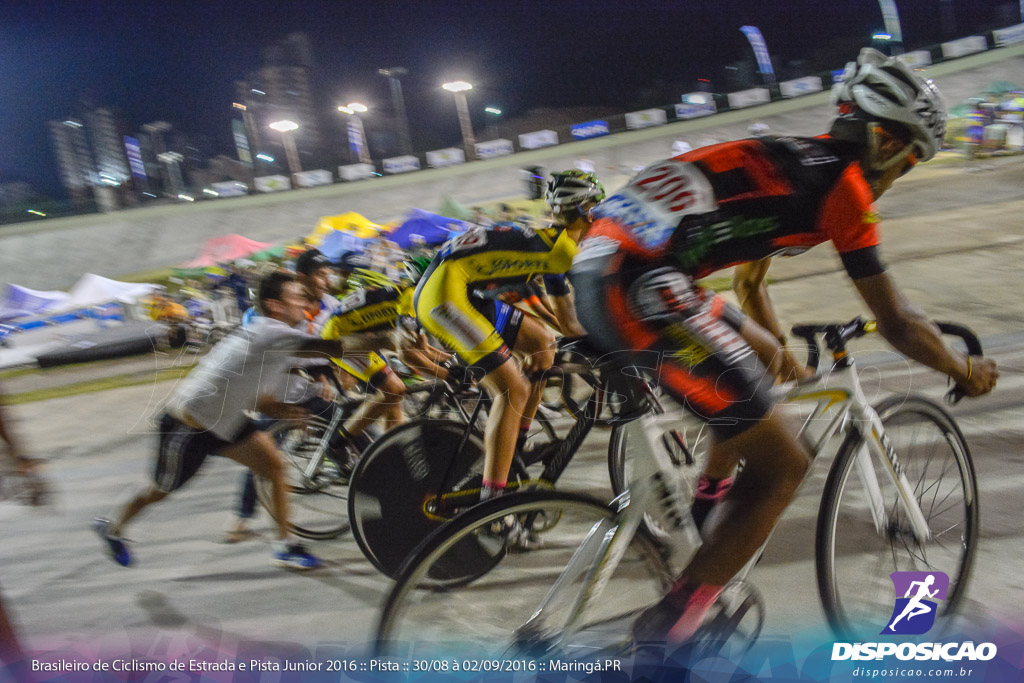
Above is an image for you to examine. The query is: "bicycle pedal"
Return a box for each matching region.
[698,581,765,657]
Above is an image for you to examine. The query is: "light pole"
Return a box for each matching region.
[156,151,186,198]
[442,81,476,161]
[268,120,302,186]
[379,67,413,155]
[484,106,502,141]
[338,103,372,164]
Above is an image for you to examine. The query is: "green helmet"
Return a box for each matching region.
[546,170,606,214]
[402,255,433,284]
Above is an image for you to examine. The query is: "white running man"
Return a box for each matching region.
[888,574,939,632]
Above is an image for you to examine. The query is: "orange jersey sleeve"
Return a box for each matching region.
[818,162,881,254]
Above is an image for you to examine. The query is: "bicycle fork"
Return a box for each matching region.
[301,409,346,487]
[850,409,932,545]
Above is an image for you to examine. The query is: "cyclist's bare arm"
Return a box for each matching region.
[550,292,587,338]
[399,334,452,380]
[732,259,813,382]
[525,294,562,332]
[852,272,997,397]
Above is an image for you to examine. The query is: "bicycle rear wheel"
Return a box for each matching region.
[254,418,350,540]
[816,396,978,640]
[376,490,673,660]
[348,418,486,578]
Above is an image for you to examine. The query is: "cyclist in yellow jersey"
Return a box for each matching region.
[321,284,409,442]
[394,258,462,383]
[414,171,603,506]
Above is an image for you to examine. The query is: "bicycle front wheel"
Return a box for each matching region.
[816,396,978,640]
[255,418,350,540]
[376,490,673,660]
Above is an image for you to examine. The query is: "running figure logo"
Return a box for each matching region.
[882,571,949,635]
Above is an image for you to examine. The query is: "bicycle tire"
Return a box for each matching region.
[816,395,978,640]
[254,418,351,540]
[376,490,673,659]
[348,418,486,578]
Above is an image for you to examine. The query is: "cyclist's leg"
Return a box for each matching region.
[509,308,555,449]
[372,368,407,431]
[690,438,737,531]
[335,354,400,443]
[638,333,808,643]
[478,361,531,494]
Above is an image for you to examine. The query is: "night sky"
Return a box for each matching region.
[0,0,1014,198]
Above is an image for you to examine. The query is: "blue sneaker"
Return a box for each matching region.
[93,518,132,567]
[273,542,321,570]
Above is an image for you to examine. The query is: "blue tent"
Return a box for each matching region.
[318,229,370,262]
[389,209,469,249]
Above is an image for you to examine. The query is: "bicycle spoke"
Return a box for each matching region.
[820,398,976,640]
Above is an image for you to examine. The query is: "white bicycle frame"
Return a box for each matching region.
[520,357,933,645]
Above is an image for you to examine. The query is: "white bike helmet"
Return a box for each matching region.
[831,48,946,163]
[545,170,607,215]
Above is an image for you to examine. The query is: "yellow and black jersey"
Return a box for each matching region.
[427,223,576,295]
[413,224,577,372]
[321,286,404,338]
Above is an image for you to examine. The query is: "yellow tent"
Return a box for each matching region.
[306,212,384,246]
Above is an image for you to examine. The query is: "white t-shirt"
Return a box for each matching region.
[284,292,339,403]
[168,316,310,441]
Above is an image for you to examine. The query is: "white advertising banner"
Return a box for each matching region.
[625,108,668,130]
[210,181,248,197]
[993,22,1024,46]
[898,50,933,68]
[338,163,376,181]
[254,175,291,193]
[475,138,514,159]
[727,88,771,109]
[425,148,466,168]
[518,130,559,150]
[676,93,717,119]
[475,139,514,159]
[295,169,333,188]
[382,155,421,174]
[941,35,988,59]
[779,76,824,99]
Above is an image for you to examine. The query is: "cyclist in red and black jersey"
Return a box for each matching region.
[570,48,998,646]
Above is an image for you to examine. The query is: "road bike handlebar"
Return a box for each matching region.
[791,317,984,405]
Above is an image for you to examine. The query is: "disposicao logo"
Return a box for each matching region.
[831,571,998,663]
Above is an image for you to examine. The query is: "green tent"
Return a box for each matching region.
[985,81,1021,95]
[251,244,287,261]
[436,195,475,222]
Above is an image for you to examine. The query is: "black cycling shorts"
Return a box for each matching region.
[570,248,775,441]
